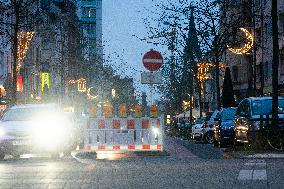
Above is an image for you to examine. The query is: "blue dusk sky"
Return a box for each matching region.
[102,0,168,102]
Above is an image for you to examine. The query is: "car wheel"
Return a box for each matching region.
[205,133,214,144]
[233,138,243,147]
[213,138,218,147]
[218,140,225,148]
[0,152,5,160]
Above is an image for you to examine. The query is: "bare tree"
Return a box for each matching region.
[193,0,248,109]
[0,0,40,104]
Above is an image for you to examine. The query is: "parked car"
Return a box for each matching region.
[176,117,192,139]
[213,107,237,147]
[0,104,77,160]
[191,117,204,141]
[234,97,284,145]
[201,110,219,144]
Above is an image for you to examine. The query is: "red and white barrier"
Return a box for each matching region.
[83,116,163,152]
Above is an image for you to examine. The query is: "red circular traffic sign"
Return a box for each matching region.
[142,49,163,72]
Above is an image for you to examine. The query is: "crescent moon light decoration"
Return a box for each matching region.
[87,87,98,100]
[228,28,254,55]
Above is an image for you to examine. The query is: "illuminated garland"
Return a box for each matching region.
[228,28,253,55]
[68,78,87,92]
[197,62,225,81]
[87,87,98,99]
[17,32,35,71]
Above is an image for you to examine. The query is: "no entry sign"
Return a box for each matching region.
[142,49,163,72]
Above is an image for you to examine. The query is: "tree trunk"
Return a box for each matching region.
[215,55,221,110]
[271,0,279,121]
[12,4,20,105]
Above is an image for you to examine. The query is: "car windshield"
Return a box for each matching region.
[2,107,59,121]
[221,108,236,120]
[252,99,284,115]
[205,112,213,121]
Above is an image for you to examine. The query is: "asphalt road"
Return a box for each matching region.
[0,138,283,189]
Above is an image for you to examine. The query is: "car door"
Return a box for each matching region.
[213,112,221,141]
[234,99,251,142]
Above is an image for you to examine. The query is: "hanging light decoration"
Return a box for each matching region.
[197,62,225,81]
[228,28,253,55]
[77,78,87,92]
[68,78,87,92]
[87,87,98,99]
[17,31,35,71]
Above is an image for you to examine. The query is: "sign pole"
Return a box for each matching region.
[150,71,153,105]
[142,49,164,105]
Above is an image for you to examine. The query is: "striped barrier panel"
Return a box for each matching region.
[83,116,163,152]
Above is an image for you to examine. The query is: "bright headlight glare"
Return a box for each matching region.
[32,114,70,149]
[152,127,160,135]
[0,129,5,136]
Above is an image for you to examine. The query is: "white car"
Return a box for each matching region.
[201,110,219,144]
[0,104,76,160]
[191,118,204,141]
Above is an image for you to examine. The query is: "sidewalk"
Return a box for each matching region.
[164,137,198,159]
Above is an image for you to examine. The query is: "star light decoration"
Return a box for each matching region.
[17,32,35,72]
[227,28,254,55]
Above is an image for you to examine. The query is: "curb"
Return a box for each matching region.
[71,150,170,163]
[223,149,284,159]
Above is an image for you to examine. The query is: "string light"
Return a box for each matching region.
[228,28,253,55]
[87,87,98,99]
[17,32,35,72]
[197,62,225,81]
[68,78,87,92]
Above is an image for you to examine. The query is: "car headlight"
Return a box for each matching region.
[0,128,5,136]
[32,116,71,149]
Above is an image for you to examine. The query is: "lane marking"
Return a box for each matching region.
[252,170,267,180]
[238,170,253,180]
[245,162,266,167]
[238,160,267,181]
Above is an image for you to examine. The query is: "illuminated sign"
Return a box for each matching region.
[17,75,23,92]
[41,72,50,91]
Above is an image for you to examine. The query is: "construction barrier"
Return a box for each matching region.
[83,116,163,152]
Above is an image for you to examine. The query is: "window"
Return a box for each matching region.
[0,52,4,75]
[236,100,250,116]
[232,66,238,82]
[252,99,284,115]
[82,23,96,34]
[82,7,96,18]
[264,61,269,79]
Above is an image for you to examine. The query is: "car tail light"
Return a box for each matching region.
[204,123,209,128]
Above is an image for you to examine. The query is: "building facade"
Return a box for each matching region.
[223,0,284,101]
[0,8,11,97]
[76,0,103,64]
[17,0,86,105]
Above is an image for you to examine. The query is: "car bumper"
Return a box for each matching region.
[0,138,72,155]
